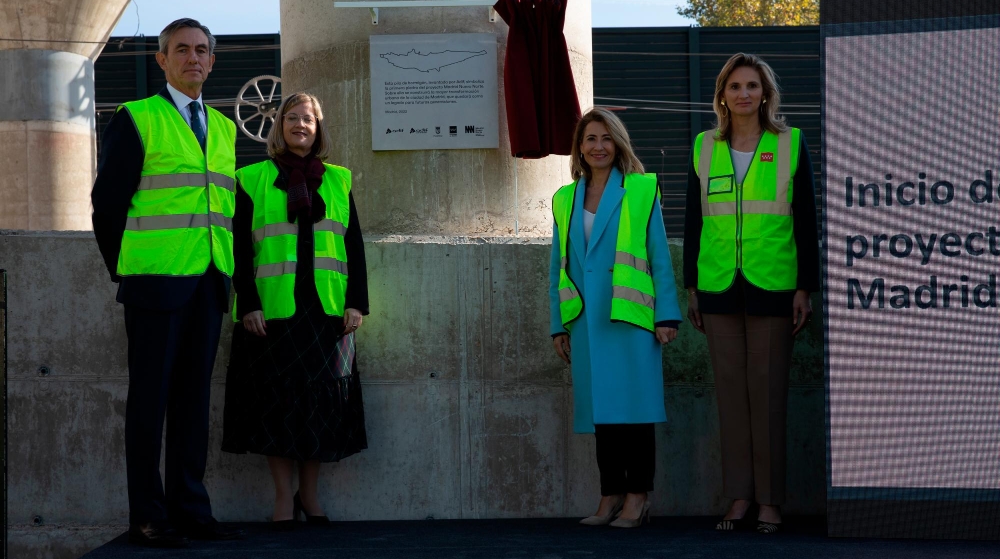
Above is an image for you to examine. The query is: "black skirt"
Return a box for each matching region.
[221,292,368,462]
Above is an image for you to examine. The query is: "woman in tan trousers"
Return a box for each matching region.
[682,53,819,534]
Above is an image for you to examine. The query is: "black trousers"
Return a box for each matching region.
[123,274,223,525]
[594,423,655,495]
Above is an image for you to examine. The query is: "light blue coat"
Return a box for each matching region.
[548,169,682,433]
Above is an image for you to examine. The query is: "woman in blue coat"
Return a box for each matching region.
[549,108,682,528]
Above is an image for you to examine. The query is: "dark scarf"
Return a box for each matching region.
[274,151,326,223]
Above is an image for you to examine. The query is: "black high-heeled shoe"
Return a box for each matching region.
[756,521,781,534]
[715,502,757,531]
[293,492,303,522]
[293,492,331,526]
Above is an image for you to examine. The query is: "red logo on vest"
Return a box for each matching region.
[760,152,774,162]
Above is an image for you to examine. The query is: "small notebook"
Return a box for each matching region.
[333,331,355,380]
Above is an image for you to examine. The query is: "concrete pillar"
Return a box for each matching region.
[280,0,593,236]
[0,1,130,230]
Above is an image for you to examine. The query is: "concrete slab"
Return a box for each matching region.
[1,231,828,559]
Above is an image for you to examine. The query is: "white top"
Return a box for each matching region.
[583,209,596,244]
[166,82,207,136]
[730,149,755,184]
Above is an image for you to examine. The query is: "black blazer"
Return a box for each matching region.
[91,87,231,312]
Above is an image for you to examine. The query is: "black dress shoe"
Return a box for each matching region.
[128,522,190,548]
[178,517,247,540]
[294,492,331,526]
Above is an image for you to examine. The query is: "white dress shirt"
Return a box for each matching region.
[166,82,207,136]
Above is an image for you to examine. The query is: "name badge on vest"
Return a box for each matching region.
[760,152,774,162]
[708,174,734,195]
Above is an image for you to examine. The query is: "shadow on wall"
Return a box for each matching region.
[72,60,97,132]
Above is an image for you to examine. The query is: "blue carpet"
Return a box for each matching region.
[80,517,999,558]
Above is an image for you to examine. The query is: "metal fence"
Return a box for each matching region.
[593,26,821,238]
[96,27,821,238]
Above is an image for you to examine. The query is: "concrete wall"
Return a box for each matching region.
[0,1,129,231]
[279,0,593,236]
[1,231,826,558]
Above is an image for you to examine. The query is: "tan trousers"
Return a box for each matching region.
[703,313,794,505]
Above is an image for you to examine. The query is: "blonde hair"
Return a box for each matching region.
[570,107,645,181]
[266,92,333,161]
[712,52,787,141]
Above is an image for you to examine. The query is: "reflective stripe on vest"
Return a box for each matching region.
[552,188,583,326]
[233,160,352,321]
[693,128,798,292]
[253,258,349,279]
[551,172,660,332]
[116,95,237,277]
[250,219,348,243]
[125,212,233,231]
[137,172,235,192]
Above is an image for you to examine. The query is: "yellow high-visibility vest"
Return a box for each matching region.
[233,160,352,321]
[552,173,659,332]
[116,95,237,277]
[692,128,800,292]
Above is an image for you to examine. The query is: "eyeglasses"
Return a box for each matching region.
[285,113,316,125]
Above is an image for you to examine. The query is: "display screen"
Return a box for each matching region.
[823,2,1000,539]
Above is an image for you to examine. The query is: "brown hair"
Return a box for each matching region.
[712,52,787,141]
[569,107,645,181]
[266,92,333,161]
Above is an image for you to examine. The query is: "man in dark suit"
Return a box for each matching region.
[92,18,245,548]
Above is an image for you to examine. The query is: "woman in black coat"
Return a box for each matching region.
[222,92,369,528]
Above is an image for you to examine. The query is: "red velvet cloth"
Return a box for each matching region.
[495,0,582,158]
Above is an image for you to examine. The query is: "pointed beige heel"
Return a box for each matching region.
[579,497,625,526]
[609,500,650,528]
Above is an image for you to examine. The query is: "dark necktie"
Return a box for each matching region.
[189,101,206,151]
